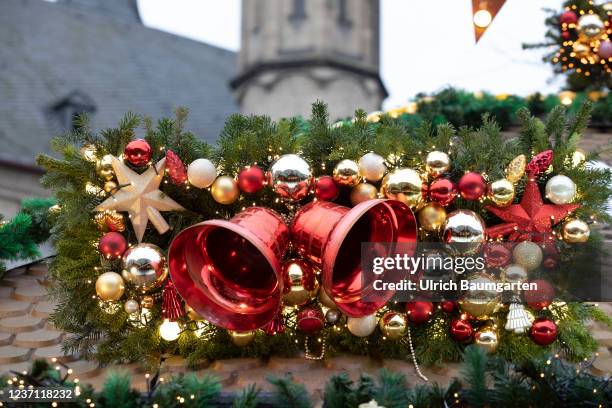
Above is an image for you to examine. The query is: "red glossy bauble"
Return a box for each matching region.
[296,307,324,334]
[98,231,127,259]
[238,166,266,194]
[124,139,152,167]
[524,279,555,310]
[406,301,434,324]
[440,300,457,313]
[530,318,557,346]
[314,176,339,201]
[559,10,577,25]
[165,150,187,185]
[484,242,512,268]
[450,318,473,342]
[458,172,486,201]
[561,30,571,40]
[429,178,457,207]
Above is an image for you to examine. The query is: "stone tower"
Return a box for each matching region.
[231,0,387,120]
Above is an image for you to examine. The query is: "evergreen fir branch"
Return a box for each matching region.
[267,375,312,408]
[232,384,260,408]
[460,346,489,407]
[100,371,140,408]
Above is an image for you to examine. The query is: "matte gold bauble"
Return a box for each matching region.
[506,154,526,184]
[230,330,256,347]
[512,241,543,271]
[95,272,125,301]
[380,168,425,210]
[442,210,487,255]
[418,202,447,232]
[459,274,500,320]
[347,314,377,337]
[350,183,378,206]
[104,181,118,194]
[211,176,240,205]
[474,325,499,353]
[561,219,590,243]
[379,311,408,340]
[488,179,515,207]
[358,152,386,182]
[96,154,115,181]
[141,295,154,309]
[425,151,451,178]
[122,243,168,292]
[94,210,126,232]
[333,159,361,187]
[282,259,319,307]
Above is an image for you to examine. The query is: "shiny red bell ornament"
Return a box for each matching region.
[291,199,417,317]
[168,207,289,331]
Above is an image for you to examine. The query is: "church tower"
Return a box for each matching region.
[231,0,387,120]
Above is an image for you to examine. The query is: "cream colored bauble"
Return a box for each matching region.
[347,314,377,337]
[358,152,386,182]
[187,158,217,188]
[545,175,576,204]
[512,241,543,271]
[95,272,125,301]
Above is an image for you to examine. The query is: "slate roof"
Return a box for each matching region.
[0,0,238,168]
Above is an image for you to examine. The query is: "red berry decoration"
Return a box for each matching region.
[165,150,187,185]
[484,242,512,268]
[559,10,578,25]
[429,178,457,206]
[450,318,473,342]
[296,307,324,334]
[98,232,127,259]
[530,318,557,346]
[524,279,555,310]
[124,139,152,167]
[458,172,486,201]
[238,166,266,194]
[314,175,339,201]
[440,300,457,313]
[406,301,434,324]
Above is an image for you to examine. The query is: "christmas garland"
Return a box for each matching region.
[3,347,611,407]
[37,104,612,370]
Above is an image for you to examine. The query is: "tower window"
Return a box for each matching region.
[338,0,352,27]
[48,90,96,133]
[289,0,306,22]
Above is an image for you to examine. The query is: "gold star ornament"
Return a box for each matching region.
[94,156,184,242]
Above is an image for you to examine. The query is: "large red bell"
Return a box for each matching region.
[291,199,417,317]
[169,207,289,331]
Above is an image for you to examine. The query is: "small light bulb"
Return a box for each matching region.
[159,319,181,341]
[473,9,493,28]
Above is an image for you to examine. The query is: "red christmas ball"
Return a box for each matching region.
[524,279,555,310]
[450,318,473,342]
[458,172,486,201]
[429,178,457,206]
[238,166,266,194]
[314,175,339,201]
[559,10,578,25]
[440,300,457,313]
[98,232,127,259]
[530,318,557,346]
[165,150,187,185]
[484,242,512,268]
[406,301,434,324]
[124,139,152,167]
[296,307,324,334]
[561,30,571,40]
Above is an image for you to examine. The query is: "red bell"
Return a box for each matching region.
[291,199,417,317]
[168,207,289,331]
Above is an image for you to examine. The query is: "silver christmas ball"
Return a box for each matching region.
[502,264,528,283]
[122,243,168,292]
[358,152,386,182]
[545,175,576,205]
[442,210,487,255]
[268,154,313,202]
[124,299,140,314]
[512,241,543,271]
[325,309,341,324]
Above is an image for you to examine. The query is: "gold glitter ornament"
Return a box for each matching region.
[94,210,126,232]
[506,154,526,184]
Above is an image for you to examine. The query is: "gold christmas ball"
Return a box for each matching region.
[488,179,515,207]
[95,272,125,301]
[425,151,451,178]
[561,219,590,243]
[318,288,336,309]
[141,295,155,309]
[506,154,526,184]
[459,273,500,320]
[380,168,425,210]
[96,154,115,181]
[512,241,543,271]
[104,180,118,194]
[379,311,407,340]
[122,244,168,292]
[282,259,319,307]
[577,14,605,40]
[333,159,361,187]
[502,264,528,283]
[185,304,204,321]
[229,330,256,347]
[350,183,378,206]
[347,314,377,337]
[442,210,487,255]
[474,325,499,353]
[570,149,586,168]
[358,152,386,182]
[94,210,126,232]
[211,176,240,205]
[418,202,447,232]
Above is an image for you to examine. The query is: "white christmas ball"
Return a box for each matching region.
[124,299,139,314]
[358,152,387,182]
[347,314,377,337]
[545,175,576,205]
[187,159,217,188]
[512,241,543,271]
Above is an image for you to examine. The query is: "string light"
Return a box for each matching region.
[473,9,493,28]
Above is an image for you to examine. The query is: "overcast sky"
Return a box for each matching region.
[137,0,565,109]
